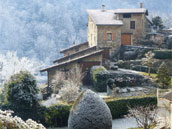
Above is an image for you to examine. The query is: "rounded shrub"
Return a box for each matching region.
[4,71,39,120]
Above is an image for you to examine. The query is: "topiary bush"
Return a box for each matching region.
[153,50,172,59]
[90,66,110,92]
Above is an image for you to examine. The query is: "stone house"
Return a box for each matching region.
[41,3,153,86]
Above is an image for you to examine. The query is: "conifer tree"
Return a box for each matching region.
[157,62,171,89]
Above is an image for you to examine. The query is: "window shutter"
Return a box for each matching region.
[112,32,115,40]
[104,32,107,40]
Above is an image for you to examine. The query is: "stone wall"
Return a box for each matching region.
[88,16,98,47]
[157,89,172,129]
[48,54,103,86]
[97,25,122,57]
[118,13,151,45]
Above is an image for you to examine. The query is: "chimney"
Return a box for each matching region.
[102,5,105,12]
[140,3,143,8]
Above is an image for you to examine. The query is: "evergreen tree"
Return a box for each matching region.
[157,62,171,89]
[152,16,165,30]
[4,71,39,120]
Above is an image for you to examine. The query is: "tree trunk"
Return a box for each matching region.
[148,65,151,76]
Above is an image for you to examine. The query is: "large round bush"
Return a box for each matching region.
[4,71,39,120]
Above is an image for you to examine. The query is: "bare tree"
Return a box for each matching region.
[126,105,157,129]
[53,65,85,103]
[142,51,156,76]
[67,64,85,87]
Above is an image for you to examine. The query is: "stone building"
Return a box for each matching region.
[41,3,153,86]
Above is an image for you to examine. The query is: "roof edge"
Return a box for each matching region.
[60,42,88,53]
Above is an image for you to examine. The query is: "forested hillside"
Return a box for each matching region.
[0,0,171,64]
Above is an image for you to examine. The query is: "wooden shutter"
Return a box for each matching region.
[112,32,115,41]
[104,32,107,40]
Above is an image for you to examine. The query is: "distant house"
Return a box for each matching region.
[41,3,153,86]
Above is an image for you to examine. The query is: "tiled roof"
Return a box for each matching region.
[40,49,103,72]
[60,42,88,53]
[115,8,148,14]
[87,10,123,26]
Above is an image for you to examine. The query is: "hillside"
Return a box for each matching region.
[0,0,172,64]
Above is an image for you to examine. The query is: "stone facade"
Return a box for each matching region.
[97,25,121,56]
[41,6,153,87]
[88,16,98,47]
[46,52,103,86]
[87,8,153,56]
[118,13,150,44]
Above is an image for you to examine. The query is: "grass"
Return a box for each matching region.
[139,72,172,85]
[129,123,156,129]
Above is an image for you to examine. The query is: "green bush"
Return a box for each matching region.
[90,66,110,92]
[42,104,71,127]
[3,71,39,120]
[153,50,172,59]
[105,95,157,119]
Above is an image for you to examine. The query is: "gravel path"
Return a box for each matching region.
[48,117,138,129]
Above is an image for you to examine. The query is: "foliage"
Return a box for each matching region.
[153,50,172,59]
[55,65,84,103]
[4,71,38,106]
[129,123,155,129]
[105,95,157,119]
[1,0,171,63]
[157,62,171,89]
[90,66,109,92]
[59,80,80,103]
[51,71,66,94]
[42,104,71,127]
[26,95,157,127]
[0,51,44,86]
[0,109,45,129]
[152,16,165,30]
[3,71,40,120]
[142,51,156,76]
[126,105,157,129]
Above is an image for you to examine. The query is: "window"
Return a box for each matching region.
[107,33,112,41]
[130,21,135,29]
[123,13,131,18]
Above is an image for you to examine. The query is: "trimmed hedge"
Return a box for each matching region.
[131,65,156,73]
[105,95,157,119]
[0,95,157,127]
[153,50,172,59]
[42,95,156,127]
[42,104,71,127]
